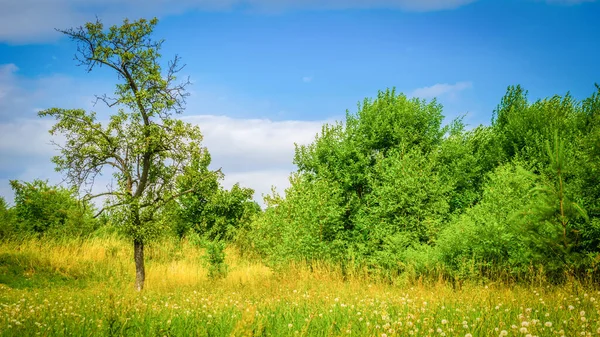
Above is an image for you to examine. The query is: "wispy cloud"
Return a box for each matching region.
[409,81,473,100]
[0,0,478,43]
[0,65,329,206]
[302,76,313,83]
[182,114,327,202]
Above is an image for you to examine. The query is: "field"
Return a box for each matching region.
[0,237,599,337]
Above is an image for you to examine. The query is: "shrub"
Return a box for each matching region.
[9,179,98,238]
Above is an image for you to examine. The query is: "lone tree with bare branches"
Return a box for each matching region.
[39,17,209,291]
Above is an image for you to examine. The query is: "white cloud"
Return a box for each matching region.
[0,63,107,122]
[0,119,58,158]
[0,64,23,118]
[182,115,327,204]
[0,0,478,43]
[0,64,330,207]
[0,64,18,99]
[183,115,324,169]
[409,81,473,100]
[0,115,326,207]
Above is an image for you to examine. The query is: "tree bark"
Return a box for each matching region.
[134,239,145,291]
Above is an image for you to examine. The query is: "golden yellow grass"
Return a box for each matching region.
[1,237,599,336]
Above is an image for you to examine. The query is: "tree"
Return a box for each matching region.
[248,89,448,269]
[519,131,589,272]
[38,17,209,290]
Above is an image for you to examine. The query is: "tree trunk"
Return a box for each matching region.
[134,239,145,291]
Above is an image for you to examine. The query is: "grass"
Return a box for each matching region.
[0,236,599,336]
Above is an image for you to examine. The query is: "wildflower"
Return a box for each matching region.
[500,331,508,337]
[442,319,448,325]
[545,322,552,327]
[520,327,528,333]
[288,323,293,328]
[466,334,473,337]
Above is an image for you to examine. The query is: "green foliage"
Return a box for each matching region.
[248,88,451,273]
[492,85,583,169]
[436,161,539,277]
[361,147,451,246]
[294,88,444,203]
[435,121,504,213]
[573,84,600,251]
[198,184,261,241]
[245,83,600,283]
[8,179,98,238]
[246,173,347,266]
[38,17,212,290]
[39,17,208,241]
[204,240,228,280]
[174,156,261,241]
[0,197,16,240]
[517,131,589,274]
[6,15,600,284]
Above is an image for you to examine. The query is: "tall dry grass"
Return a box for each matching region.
[1,236,600,336]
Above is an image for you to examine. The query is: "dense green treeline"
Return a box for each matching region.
[242,84,600,283]
[2,84,599,284]
[0,172,260,245]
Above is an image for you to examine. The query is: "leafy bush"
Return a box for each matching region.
[0,197,16,240]
[436,161,538,277]
[245,84,600,283]
[173,152,261,241]
[9,179,98,238]
[204,240,228,280]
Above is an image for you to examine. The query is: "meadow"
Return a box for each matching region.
[1,11,600,337]
[1,236,599,337]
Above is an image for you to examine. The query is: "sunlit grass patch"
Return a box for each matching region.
[1,238,599,336]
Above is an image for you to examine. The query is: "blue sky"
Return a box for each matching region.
[0,0,599,205]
